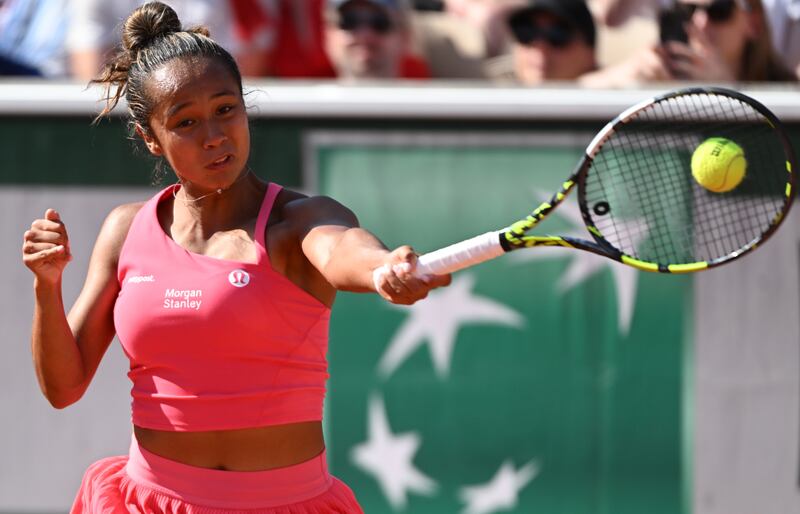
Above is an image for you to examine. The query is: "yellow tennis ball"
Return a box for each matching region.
[691,137,747,193]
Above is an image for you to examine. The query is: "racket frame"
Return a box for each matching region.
[500,86,796,274]
[415,87,795,276]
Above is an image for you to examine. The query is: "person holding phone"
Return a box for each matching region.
[582,0,796,86]
[594,0,800,78]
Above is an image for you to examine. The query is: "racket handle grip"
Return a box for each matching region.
[416,231,506,276]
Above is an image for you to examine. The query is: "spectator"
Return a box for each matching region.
[498,0,599,84]
[0,0,69,76]
[762,0,800,76]
[582,0,796,86]
[325,0,431,79]
[66,0,242,81]
[591,0,800,78]
[229,0,336,78]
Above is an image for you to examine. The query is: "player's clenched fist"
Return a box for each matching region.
[22,209,72,284]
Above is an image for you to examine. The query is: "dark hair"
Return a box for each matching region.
[92,1,243,134]
[740,0,797,82]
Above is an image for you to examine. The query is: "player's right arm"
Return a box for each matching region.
[23,203,142,408]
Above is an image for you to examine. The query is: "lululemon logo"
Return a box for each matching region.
[228,269,250,288]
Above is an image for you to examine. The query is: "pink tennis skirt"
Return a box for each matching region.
[70,436,363,513]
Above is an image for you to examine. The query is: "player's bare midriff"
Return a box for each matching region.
[133,421,325,471]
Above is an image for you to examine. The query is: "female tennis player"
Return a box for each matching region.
[21,2,449,512]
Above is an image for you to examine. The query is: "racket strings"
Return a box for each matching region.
[680,98,757,257]
[593,98,710,261]
[637,130,772,262]
[683,96,786,257]
[591,117,692,261]
[584,91,790,265]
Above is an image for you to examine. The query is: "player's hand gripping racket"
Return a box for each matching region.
[411,87,795,276]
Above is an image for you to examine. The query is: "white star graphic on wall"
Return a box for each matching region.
[508,190,645,335]
[459,459,540,514]
[378,273,525,380]
[350,393,438,510]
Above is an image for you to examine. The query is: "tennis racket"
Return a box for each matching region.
[413,87,795,276]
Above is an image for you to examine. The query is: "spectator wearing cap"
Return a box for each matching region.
[325,0,431,79]
[504,0,599,84]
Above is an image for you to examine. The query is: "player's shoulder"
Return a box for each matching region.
[97,201,147,251]
[276,187,309,210]
[270,187,307,223]
[104,201,146,232]
[275,188,328,216]
[278,189,355,224]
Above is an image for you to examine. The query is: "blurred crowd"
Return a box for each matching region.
[1,0,799,85]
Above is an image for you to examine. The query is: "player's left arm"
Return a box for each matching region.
[289,196,450,304]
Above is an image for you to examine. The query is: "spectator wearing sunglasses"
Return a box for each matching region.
[503,0,599,84]
[325,0,431,79]
[583,0,796,85]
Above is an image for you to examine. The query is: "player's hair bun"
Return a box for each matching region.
[92,0,235,137]
[122,2,182,57]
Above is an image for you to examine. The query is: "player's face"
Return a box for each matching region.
[326,2,406,78]
[141,57,250,192]
[510,11,595,84]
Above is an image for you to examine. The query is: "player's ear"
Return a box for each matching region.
[136,124,163,156]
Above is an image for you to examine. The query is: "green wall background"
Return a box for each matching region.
[0,116,598,186]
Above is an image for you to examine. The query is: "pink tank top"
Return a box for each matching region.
[114,183,330,431]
